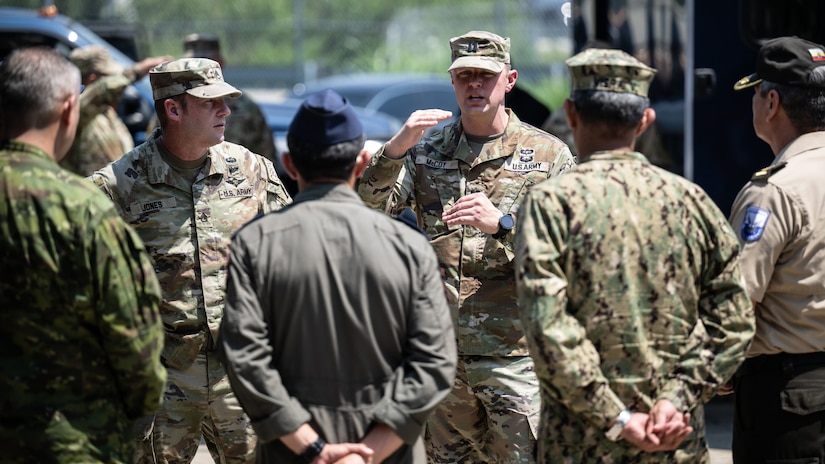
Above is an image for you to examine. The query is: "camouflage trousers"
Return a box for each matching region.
[135,351,256,463]
[425,355,540,464]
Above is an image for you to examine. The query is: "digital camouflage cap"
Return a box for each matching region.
[448,30,510,73]
[149,58,241,101]
[566,48,656,97]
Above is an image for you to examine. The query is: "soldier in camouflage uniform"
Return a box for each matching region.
[146,33,276,165]
[61,45,170,177]
[514,48,755,463]
[89,58,292,464]
[0,47,166,463]
[358,31,575,463]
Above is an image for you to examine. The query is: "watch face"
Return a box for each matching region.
[500,214,515,230]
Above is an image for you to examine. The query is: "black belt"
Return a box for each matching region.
[737,351,825,378]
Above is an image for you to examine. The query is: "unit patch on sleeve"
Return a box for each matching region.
[741,205,771,242]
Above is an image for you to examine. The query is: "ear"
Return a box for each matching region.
[281,152,300,180]
[165,98,181,120]
[505,68,518,92]
[563,98,578,130]
[636,107,657,137]
[62,94,78,126]
[353,149,372,178]
[765,88,782,122]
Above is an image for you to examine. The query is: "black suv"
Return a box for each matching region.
[0,6,154,144]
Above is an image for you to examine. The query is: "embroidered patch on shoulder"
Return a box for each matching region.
[741,205,771,242]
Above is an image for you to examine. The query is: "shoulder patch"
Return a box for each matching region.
[750,161,787,182]
[741,205,771,242]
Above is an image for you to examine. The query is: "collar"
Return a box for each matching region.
[581,150,650,164]
[773,131,825,165]
[432,108,523,165]
[292,182,362,206]
[0,139,53,162]
[144,128,226,185]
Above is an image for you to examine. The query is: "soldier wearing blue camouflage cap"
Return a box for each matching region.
[0,47,166,463]
[515,48,754,463]
[89,57,292,463]
[729,36,825,464]
[358,30,576,463]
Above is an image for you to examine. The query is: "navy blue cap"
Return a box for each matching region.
[288,89,364,145]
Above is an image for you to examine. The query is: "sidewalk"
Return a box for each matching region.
[193,397,735,463]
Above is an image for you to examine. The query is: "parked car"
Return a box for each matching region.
[0,6,154,144]
[292,73,460,127]
[258,97,402,196]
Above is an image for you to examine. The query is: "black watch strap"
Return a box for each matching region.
[299,437,326,463]
[492,213,514,239]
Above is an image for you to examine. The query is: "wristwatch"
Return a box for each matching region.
[298,437,326,463]
[492,213,514,239]
[605,409,632,442]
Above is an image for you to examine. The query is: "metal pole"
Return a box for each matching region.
[684,0,694,181]
[293,0,305,84]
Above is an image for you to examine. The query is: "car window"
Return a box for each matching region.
[371,90,457,119]
[0,32,65,58]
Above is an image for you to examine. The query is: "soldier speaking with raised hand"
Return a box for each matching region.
[359,30,575,463]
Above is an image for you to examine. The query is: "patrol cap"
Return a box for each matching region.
[566,48,657,97]
[149,58,241,101]
[183,32,221,59]
[288,89,364,145]
[69,45,123,79]
[734,36,825,90]
[448,30,510,73]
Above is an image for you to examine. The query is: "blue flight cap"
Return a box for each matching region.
[288,89,364,145]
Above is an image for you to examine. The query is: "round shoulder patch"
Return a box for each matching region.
[741,205,771,243]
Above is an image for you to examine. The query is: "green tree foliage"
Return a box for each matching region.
[3,0,572,108]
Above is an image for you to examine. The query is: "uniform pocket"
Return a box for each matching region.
[780,367,825,416]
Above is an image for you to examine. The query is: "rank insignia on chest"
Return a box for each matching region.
[225,177,245,187]
[741,205,771,242]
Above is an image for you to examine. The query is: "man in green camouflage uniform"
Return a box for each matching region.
[146,33,276,164]
[0,47,166,463]
[89,58,292,464]
[61,45,170,176]
[358,31,575,463]
[515,48,755,463]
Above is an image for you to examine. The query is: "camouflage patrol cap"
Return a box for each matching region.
[149,58,241,101]
[448,30,510,73]
[69,45,124,79]
[182,32,221,59]
[566,48,656,97]
[734,36,825,90]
